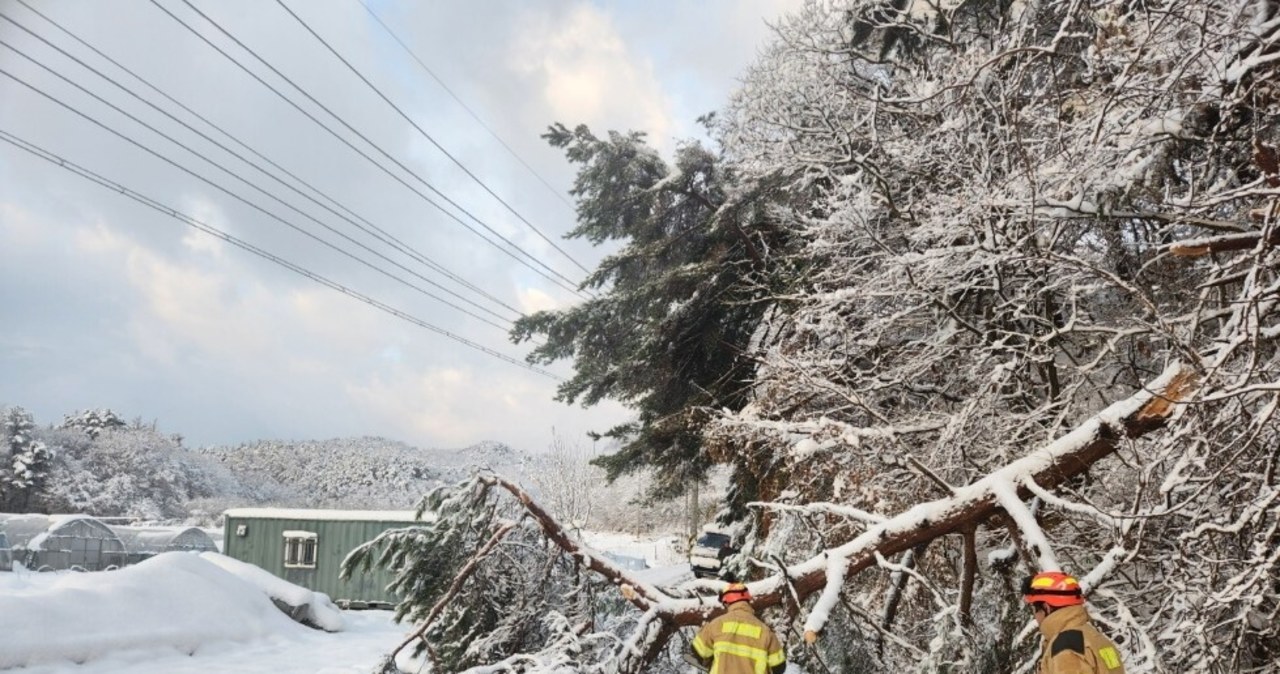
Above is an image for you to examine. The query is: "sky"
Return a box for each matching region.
[0,0,799,452]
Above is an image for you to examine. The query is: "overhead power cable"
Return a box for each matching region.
[279,0,590,275]
[0,7,523,320]
[0,62,512,330]
[157,0,579,296]
[356,0,578,214]
[0,129,560,380]
[156,0,586,297]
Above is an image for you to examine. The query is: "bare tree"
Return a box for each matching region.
[529,431,604,531]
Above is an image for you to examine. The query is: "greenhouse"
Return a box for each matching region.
[0,514,128,571]
[109,526,219,565]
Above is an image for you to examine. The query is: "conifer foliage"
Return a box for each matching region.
[344,475,650,674]
[512,123,793,497]
[1,407,52,512]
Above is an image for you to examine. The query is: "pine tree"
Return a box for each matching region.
[343,476,628,672]
[2,407,52,512]
[60,408,126,439]
[513,123,794,498]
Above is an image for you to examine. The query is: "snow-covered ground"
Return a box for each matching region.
[578,530,702,588]
[0,553,413,673]
[0,533,708,673]
[14,610,408,674]
[578,530,683,568]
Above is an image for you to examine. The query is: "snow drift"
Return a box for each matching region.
[199,551,345,632]
[0,552,318,669]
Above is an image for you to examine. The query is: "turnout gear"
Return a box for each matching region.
[691,601,786,674]
[1033,602,1126,673]
[1022,571,1085,608]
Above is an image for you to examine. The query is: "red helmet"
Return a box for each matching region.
[719,582,752,605]
[1022,571,1085,608]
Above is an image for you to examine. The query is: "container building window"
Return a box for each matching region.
[282,530,318,569]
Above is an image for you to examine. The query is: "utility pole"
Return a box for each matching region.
[687,480,700,542]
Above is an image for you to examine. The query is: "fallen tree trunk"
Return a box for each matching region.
[483,362,1197,654]
[673,362,1196,632]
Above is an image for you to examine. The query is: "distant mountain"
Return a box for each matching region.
[416,440,541,485]
[10,410,692,534]
[194,437,540,511]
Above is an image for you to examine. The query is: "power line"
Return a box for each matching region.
[14,1,518,318]
[356,0,578,215]
[2,4,523,319]
[279,0,590,275]
[157,0,586,297]
[0,62,512,330]
[0,128,561,380]
[156,0,581,297]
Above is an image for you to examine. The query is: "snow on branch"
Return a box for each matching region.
[468,362,1196,656]
[385,520,518,667]
[475,473,677,611]
[473,361,1197,658]
[991,479,1059,571]
[670,362,1196,637]
[747,500,887,525]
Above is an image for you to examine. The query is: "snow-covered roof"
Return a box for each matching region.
[222,508,429,523]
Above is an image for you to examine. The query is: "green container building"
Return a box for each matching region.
[222,508,427,607]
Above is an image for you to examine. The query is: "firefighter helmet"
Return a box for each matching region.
[1021,571,1085,607]
[719,582,752,605]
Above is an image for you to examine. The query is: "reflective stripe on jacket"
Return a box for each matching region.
[692,602,786,674]
[1036,605,1126,674]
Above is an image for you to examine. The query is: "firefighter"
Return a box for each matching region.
[1022,570,1126,674]
[690,582,786,674]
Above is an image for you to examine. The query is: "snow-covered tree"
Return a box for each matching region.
[59,408,126,439]
[345,475,670,673]
[528,432,605,531]
[703,0,1280,670]
[42,424,233,520]
[512,123,799,499]
[1,406,52,512]
[379,0,1278,671]
[193,437,449,509]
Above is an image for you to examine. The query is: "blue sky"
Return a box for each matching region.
[0,0,799,452]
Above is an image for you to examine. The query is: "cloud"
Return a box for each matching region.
[347,364,629,451]
[509,4,676,149]
[69,218,273,363]
[0,202,47,247]
[46,209,629,449]
[178,196,230,258]
[0,0,788,452]
[516,285,559,314]
[347,367,480,447]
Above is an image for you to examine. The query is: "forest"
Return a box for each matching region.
[0,407,541,522]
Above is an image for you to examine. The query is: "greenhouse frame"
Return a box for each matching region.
[0,514,128,571]
[109,525,219,565]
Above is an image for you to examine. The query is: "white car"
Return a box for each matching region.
[689,531,734,579]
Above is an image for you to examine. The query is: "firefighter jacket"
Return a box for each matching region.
[1036,604,1126,674]
[691,601,786,674]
